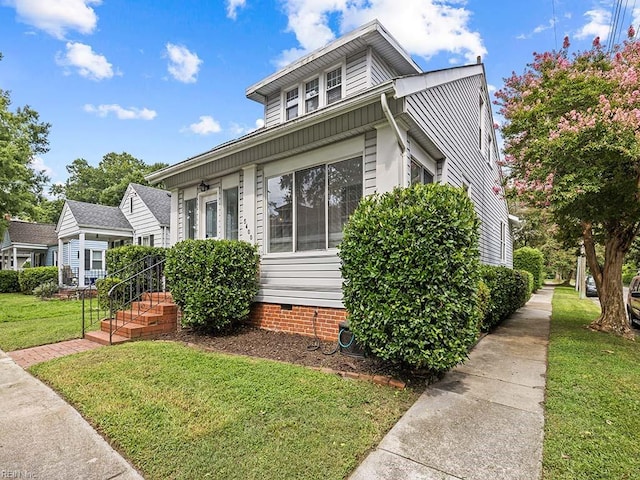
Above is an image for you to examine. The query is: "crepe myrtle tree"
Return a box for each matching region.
[496,29,640,338]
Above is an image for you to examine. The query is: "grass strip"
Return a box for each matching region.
[31,341,417,479]
[544,287,640,479]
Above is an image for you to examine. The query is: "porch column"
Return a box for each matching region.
[241,164,256,244]
[58,238,64,285]
[78,232,85,287]
[12,247,17,271]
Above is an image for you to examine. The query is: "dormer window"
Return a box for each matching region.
[326,67,342,104]
[305,78,319,113]
[285,88,299,120]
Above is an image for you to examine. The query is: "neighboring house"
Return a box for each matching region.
[56,183,171,286]
[0,220,58,271]
[147,20,514,340]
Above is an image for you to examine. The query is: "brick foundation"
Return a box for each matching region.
[248,303,347,341]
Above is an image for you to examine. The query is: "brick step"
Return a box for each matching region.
[85,330,130,345]
[114,310,177,325]
[100,319,176,338]
[129,301,178,315]
[142,291,173,303]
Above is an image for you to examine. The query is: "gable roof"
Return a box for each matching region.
[129,183,171,226]
[6,220,57,246]
[65,200,132,231]
[246,19,421,103]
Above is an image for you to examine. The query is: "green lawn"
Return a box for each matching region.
[544,287,640,479]
[0,293,97,351]
[31,341,417,480]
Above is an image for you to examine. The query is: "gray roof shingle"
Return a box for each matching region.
[66,200,132,231]
[130,183,171,226]
[7,220,58,246]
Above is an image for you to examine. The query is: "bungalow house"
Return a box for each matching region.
[147,20,514,340]
[56,183,171,286]
[0,220,58,271]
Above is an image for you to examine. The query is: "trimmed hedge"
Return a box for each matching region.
[106,245,166,279]
[18,266,58,294]
[339,183,481,373]
[0,270,20,293]
[165,239,260,331]
[513,247,545,291]
[479,265,531,331]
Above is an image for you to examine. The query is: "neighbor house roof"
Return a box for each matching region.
[129,183,171,226]
[6,220,57,246]
[66,200,132,231]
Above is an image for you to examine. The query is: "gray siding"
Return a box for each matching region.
[57,206,78,238]
[364,129,377,195]
[256,166,265,249]
[62,239,107,271]
[345,50,368,97]
[256,254,343,308]
[405,74,513,266]
[265,94,281,128]
[121,188,164,245]
[371,50,396,85]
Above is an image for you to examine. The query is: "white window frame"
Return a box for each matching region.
[198,188,220,240]
[284,86,300,120]
[221,174,240,240]
[184,196,197,240]
[500,221,507,263]
[265,154,364,255]
[325,65,343,105]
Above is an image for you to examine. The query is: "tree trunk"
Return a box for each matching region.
[583,224,634,339]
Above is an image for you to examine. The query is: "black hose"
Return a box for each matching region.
[306,310,339,355]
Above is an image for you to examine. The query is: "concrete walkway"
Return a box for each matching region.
[0,348,144,479]
[350,287,552,480]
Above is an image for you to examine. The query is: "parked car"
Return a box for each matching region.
[585,275,598,297]
[626,275,640,328]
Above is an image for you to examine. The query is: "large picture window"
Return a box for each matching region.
[224,187,239,240]
[267,156,363,253]
[410,160,434,185]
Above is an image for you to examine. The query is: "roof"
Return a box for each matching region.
[246,19,421,103]
[6,220,57,246]
[129,183,171,226]
[66,200,132,231]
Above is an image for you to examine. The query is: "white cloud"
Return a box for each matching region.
[226,0,246,19]
[184,116,222,135]
[5,0,101,39]
[229,118,265,136]
[30,156,53,177]
[84,104,157,120]
[575,8,610,41]
[165,43,202,83]
[56,42,115,80]
[275,0,486,67]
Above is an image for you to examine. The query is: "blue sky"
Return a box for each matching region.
[1,0,636,191]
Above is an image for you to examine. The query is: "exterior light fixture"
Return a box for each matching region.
[199,180,210,192]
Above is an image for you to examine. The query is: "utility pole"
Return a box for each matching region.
[576,242,586,299]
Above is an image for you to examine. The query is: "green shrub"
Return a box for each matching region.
[95,277,123,311]
[18,266,58,294]
[479,265,530,331]
[165,239,260,331]
[476,281,491,327]
[513,247,545,291]
[33,280,60,299]
[0,270,20,293]
[622,263,637,285]
[339,183,481,373]
[106,245,167,278]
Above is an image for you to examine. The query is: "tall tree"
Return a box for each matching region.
[0,53,50,221]
[51,152,167,206]
[496,32,640,338]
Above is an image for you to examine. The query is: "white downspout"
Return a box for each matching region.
[380,93,408,187]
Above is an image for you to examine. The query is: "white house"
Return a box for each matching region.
[147,20,513,340]
[56,183,171,286]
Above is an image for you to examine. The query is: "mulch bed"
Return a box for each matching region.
[156,323,434,389]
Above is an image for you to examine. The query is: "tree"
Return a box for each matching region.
[0,53,51,221]
[496,32,640,338]
[51,152,167,206]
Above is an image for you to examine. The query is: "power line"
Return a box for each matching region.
[552,0,558,49]
[609,0,624,53]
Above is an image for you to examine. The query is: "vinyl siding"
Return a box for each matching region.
[57,206,79,238]
[265,94,281,128]
[371,50,396,85]
[363,129,377,195]
[62,239,107,271]
[121,188,164,246]
[405,74,513,266]
[345,50,368,97]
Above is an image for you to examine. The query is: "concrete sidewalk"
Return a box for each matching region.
[350,287,552,480]
[0,349,144,479]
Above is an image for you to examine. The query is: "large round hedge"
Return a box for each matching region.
[339,183,481,372]
[513,247,545,291]
[165,239,259,331]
